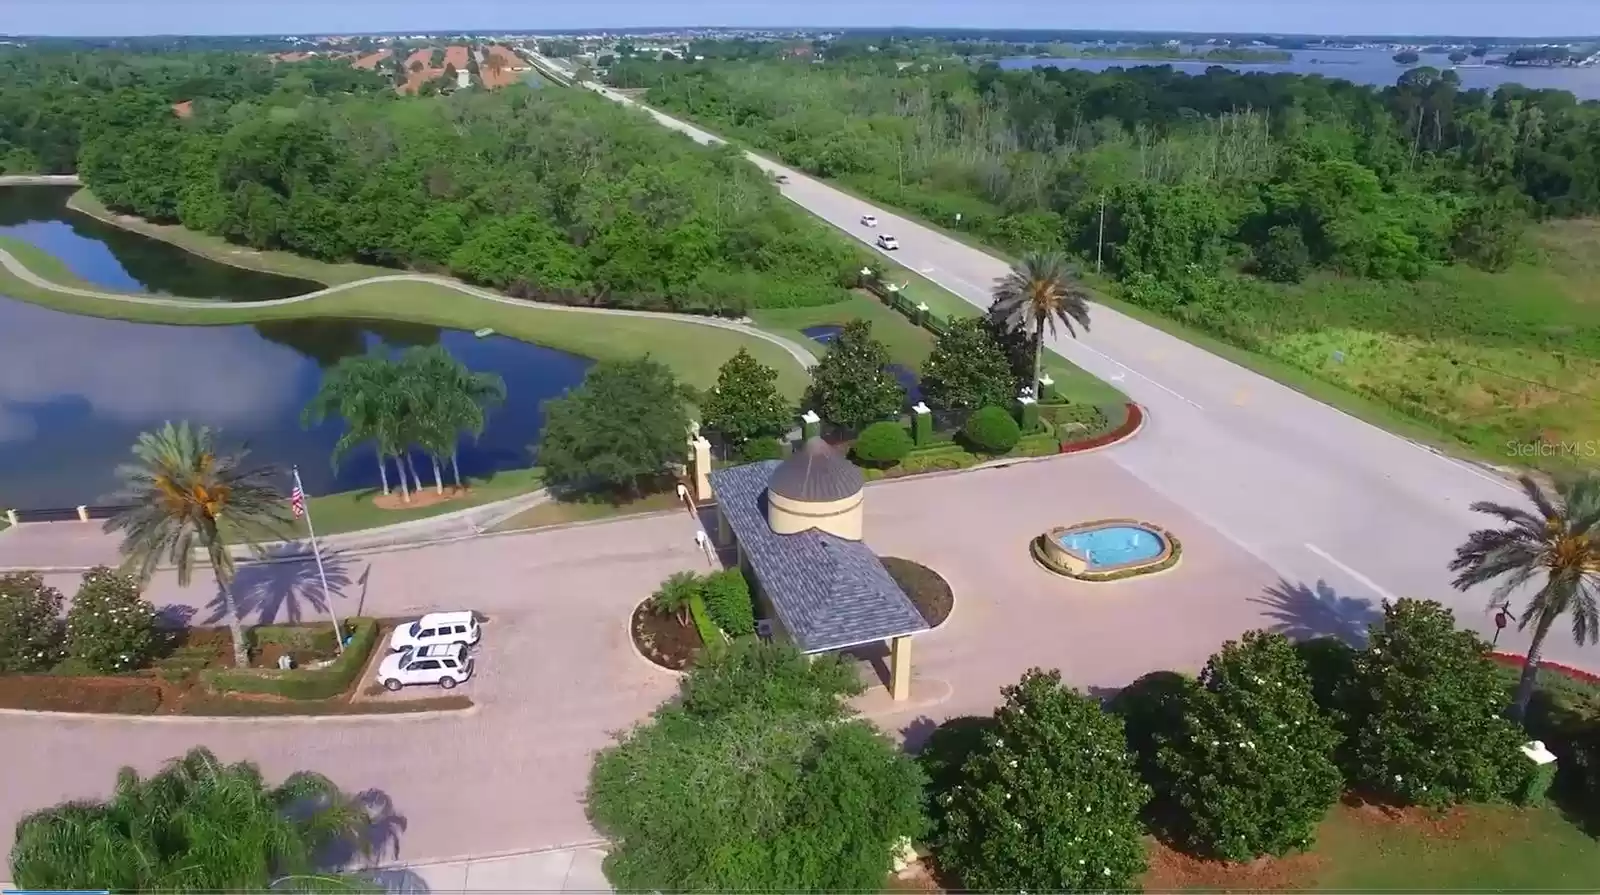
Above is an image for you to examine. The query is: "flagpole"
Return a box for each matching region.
[293,467,344,655]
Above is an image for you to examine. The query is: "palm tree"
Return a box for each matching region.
[9,746,377,892]
[651,571,701,627]
[988,252,1093,398]
[1449,474,1600,719]
[103,422,292,667]
[399,346,506,492]
[301,353,398,496]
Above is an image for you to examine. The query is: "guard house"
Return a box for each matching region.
[706,436,929,700]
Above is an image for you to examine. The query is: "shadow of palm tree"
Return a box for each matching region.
[1250,577,1382,646]
[204,552,360,626]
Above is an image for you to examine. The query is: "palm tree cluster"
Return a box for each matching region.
[9,747,378,892]
[302,346,506,503]
[988,251,1094,397]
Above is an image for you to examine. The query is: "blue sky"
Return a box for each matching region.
[4,1,1599,38]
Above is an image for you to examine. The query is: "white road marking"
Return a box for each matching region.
[1075,342,1205,410]
[1397,439,1522,495]
[1304,543,1399,604]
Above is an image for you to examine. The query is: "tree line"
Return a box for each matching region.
[0,47,863,315]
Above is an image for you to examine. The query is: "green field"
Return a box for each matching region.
[275,467,547,539]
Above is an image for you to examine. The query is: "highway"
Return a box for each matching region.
[566,70,1598,670]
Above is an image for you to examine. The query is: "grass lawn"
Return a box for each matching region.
[286,466,546,539]
[490,489,681,532]
[0,237,810,398]
[753,292,936,370]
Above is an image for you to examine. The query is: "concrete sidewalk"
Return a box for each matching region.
[372,843,610,893]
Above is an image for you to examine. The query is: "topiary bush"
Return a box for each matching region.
[737,436,784,463]
[64,567,158,674]
[960,405,1021,453]
[0,572,65,673]
[934,668,1150,892]
[1338,598,1527,808]
[700,568,756,637]
[1159,631,1344,861]
[851,421,914,468]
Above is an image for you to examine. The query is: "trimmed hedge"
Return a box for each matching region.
[701,569,756,637]
[853,421,915,467]
[962,406,1022,453]
[687,593,724,647]
[201,618,377,700]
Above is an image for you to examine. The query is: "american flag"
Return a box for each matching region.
[290,482,306,518]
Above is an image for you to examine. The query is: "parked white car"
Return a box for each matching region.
[860,214,878,227]
[389,611,481,652]
[876,233,900,251]
[376,643,474,691]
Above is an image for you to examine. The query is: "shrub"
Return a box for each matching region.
[737,436,784,462]
[1294,636,1358,718]
[687,593,723,647]
[201,618,377,700]
[63,567,157,674]
[1106,670,1199,800]
[1159,631,1344,861]
[1339,598,1526,808]
[852,421,913,467]
[961,405,1021,453]
[916,715,996,842]
[701,569,756,637]
[0,572,65,673]
[1255,224,1311,283]
[588,641,925,891]
[934,668,1149,892]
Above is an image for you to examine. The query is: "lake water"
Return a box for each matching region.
[1002,48,1600,99]
[0,186,590,510]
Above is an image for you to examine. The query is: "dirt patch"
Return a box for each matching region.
[881,557,953,628]
[1143,835,1325,891]
[371,485,471,511]
[631,599,703,671]
[0,674,164,714]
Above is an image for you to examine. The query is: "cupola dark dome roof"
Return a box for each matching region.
[767,436,864,503]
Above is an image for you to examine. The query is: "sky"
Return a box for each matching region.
[3,0,1599,38]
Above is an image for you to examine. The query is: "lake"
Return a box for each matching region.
[0,186,591,511]
[1002,48,1600,99]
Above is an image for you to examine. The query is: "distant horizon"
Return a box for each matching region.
[4,0,1600,41]
[7,26,1600,42]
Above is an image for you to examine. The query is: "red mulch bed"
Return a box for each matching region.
[1060,402,1144,454]
[631,600,704,670]
[1489,651,1600,687]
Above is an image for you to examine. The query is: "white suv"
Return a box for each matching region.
[876,233,899,251]
[377,643,474,691]
[389,611,481,652]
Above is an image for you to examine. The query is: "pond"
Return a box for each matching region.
[0,186,591,510]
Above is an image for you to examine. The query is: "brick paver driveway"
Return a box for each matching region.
[3,452,1326,863]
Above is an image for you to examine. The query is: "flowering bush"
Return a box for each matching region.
[1159,631,1344,861]
[1339,598,1525,808]
[65,567,157,674]
[0,572,65,672]
[933,668,1150,892]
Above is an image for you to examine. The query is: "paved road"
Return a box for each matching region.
[0,248,817,372]
[582,81,1596,672]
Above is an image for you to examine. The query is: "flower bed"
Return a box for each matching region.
[631,598,706,671]
[1058,403,1143,455]
[881,557,953,628]
[1489,652,1600,688]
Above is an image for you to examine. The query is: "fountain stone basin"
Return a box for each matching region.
[1040,519,1173,576]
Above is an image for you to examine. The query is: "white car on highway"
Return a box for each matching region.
[876,233,900,251]
[389,611,481,652]
[860,214,878,227]
[377,643,474,691]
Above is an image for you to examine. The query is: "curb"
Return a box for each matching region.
[0,701,480,724]
[372,838,608,872]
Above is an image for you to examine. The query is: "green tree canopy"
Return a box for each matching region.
[803,320,905,431]
[9,747,378,892]
[699,348,794,448]
[587,640,926,891]
[919,317,1016,413]
[536,357,691,495]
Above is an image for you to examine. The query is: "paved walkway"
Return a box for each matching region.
[372,843,610,892]
[0,247,817,371]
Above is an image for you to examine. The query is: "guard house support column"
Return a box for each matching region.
[889,635,913,702]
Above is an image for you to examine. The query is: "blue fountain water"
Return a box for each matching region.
[1057,525,1165,569]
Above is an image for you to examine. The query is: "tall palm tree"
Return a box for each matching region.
[301,353,398,496]
[399,346,506,492]
[988,252,1093,399]
[103,422,292,668]
[1449,474,1600,719]
[9,746,378,892]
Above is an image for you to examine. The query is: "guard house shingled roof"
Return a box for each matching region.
[708,460,929,654]
[767,436,865,503]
